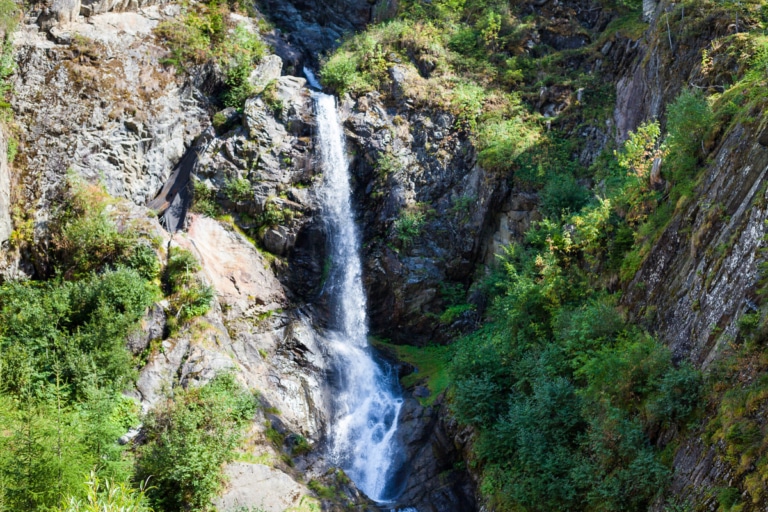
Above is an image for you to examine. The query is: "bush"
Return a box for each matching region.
[57,473,152,512]
[163,247,213,328]
[665,90,713,187]
[393,210,425,247]
[320,51,362,95]
[191,179,219,217]
[224,177,252,203]
[540,174,591,219]
[137,374,256,511]
[477,118,540,173]
[0,267,155,398]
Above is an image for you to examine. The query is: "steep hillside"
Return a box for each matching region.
[3,0,768,510]
[314,0,768,510]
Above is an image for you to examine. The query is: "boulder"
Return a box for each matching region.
[248,54,283,94]
[215,463,316,512]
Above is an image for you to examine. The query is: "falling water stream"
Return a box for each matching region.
[309,71,408,504]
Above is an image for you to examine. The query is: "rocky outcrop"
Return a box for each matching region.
[215,462,315,512]
[393,398,477,512]
[625,125,768,367]
[340,89,510,345]
[13,8,208,234]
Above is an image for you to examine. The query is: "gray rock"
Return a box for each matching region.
[51,0,80,24]
[215,463,315,512]
[243,97,288,147]
[263,225,293,256]
[213,107,241,134]
[126,302,166,355]
[248,54,283,95]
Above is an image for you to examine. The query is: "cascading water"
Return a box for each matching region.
[311,82,406,503]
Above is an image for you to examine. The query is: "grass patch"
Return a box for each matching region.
[373,339,452,405]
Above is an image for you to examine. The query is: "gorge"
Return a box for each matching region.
[1,0,768,511]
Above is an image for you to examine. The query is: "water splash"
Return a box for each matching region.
[303,66,323,90]
[313,91,405,502]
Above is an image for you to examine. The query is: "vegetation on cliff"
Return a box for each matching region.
[321,0,768,509]
[0,180,252,511]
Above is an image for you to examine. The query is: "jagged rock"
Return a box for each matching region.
[182,215,286,317]
[344,92,512,344]
[80,0,170,17]
[135,336,190,408]
[13,9,209,212]
[213,107,241,134]
[244,97,288,147]
[263,225,294,256]
[257,0,371,62]
[392,398,477,512]
[126,302,166,354]
[248,54,283,94]
[51,0,80,24]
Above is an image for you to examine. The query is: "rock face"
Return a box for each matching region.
[13,8,208,222]
[393,398,477,512]
[258,0,374,61]
[215,463,313,512]
[340,88,511,345]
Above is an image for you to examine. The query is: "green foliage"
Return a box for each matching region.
[224,177,252,203]
[51,179,138,278]
[307,480,336,500]
[373,340,452,405]
[56,472,152,512]
[155,2,265,108]
[162,247,213,328]
[319,52,361,95]
[664,90,713,194]
[539,174,591,219]
[0,276,150,508]
[476,118,540,173]
[136,374,256,512]
[450,235,702,511]
[191,179,220,218]
[0,267,155,399]
[393,210,425,248]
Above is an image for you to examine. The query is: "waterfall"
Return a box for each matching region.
[313,91,405,503]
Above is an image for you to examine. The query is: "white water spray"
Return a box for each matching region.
[313,91,405,502]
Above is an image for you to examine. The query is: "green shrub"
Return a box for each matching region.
[665,90,713,189]
[320,52,362,95]
[191,179,220,217]
[137,374,256,512]
[646,362,703,427]
[163,247,213,328]
[0,267,155,398]
[477,118,540,173]
[57,472,152,512]
[224,177,253,203]
[393,210,425,247]
[540,174,591,219]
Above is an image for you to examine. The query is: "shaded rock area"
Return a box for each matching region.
[393,398,477,512]
[341,88,512,345]
[257,0,374,64]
